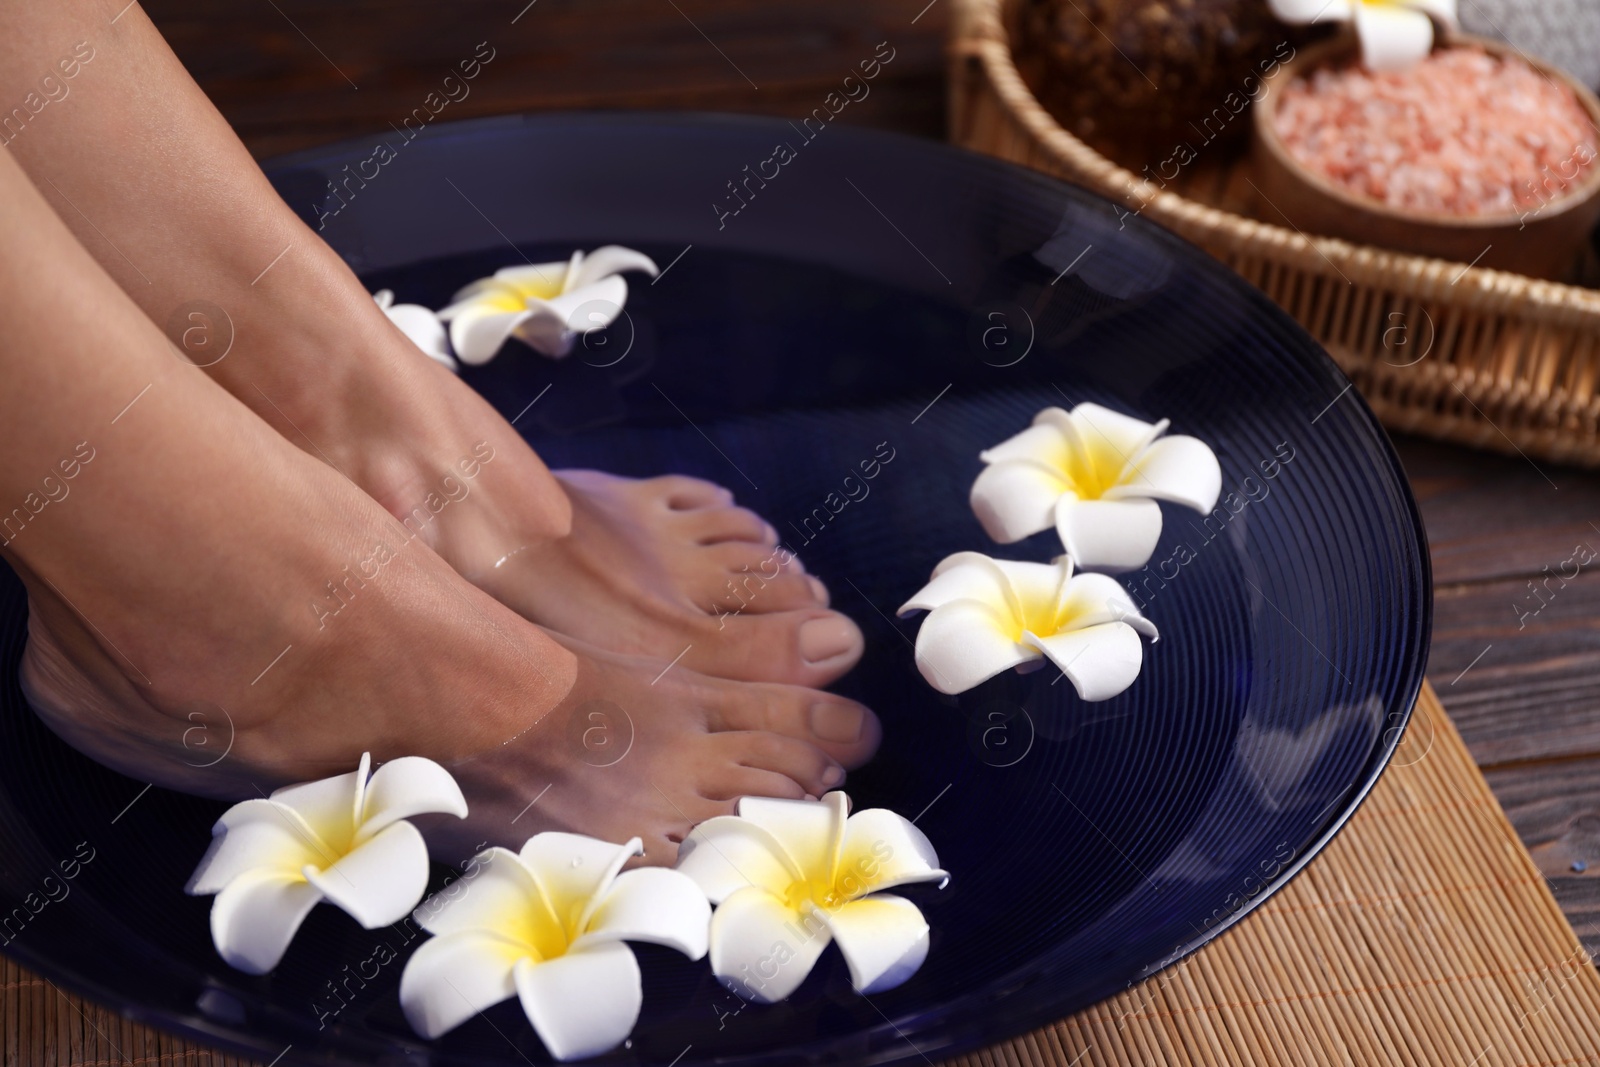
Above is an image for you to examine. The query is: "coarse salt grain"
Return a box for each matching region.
[1274,47,1598,217]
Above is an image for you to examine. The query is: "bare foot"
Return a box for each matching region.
[22,598,876,867]
[462,470,865,688]
[0,146,878,864]
[206,292,868,689]
[416,636,879,866]
[0,3,861,688]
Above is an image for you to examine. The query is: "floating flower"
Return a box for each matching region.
[897,551,1157,697]
[374,289,456,370]
[186,753,467,975]
[971,403,1220,573]
[677,792,947,1004]
[1269,0,1458,72]
[399,833,709,1060]
[437,246,658,363]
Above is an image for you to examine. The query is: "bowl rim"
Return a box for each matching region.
[1252,31,1600,231]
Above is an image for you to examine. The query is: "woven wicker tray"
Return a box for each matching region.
[949,0,1600,469]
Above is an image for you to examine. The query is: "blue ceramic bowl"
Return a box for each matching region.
[0,113,1429,1066]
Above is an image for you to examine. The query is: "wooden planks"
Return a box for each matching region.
[1485,757,1600,958]
[1395,435,1600,960]
[142,0,950,158]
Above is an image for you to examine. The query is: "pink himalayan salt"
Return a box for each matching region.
[1274,47,1598,217]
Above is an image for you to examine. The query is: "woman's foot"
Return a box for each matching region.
[414,635,879,865]
[22,595,877,866]
[0,2,867,687]
[0,147,878,864]
[464,470,865,687]
[184,260,868,689]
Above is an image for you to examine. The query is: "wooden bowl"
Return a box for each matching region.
[1251,33,1600,279]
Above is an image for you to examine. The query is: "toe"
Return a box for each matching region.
[709,731,844,797]
[706,549,825,614]
[707,686,880,769]
[651,475,735,511]
[682,506,776,546]
[697,766,808,803]
[687,609,864,687]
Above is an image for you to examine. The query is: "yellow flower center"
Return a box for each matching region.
[504,900,575,961]
[480,289,530,313]
[505,275,567,301]
[1044,430,1129,501]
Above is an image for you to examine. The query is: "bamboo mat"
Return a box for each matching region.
[4,683,1598,1067]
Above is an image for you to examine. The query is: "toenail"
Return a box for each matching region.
[807,577,829,604]
[822,763,846,788]
[811,702,865,744]
[799,617,858,665]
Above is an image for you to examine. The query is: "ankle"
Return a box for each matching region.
[205,232,575,560]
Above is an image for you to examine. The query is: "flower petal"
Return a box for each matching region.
[1055,497,1164,573]
[514,942,642,1061]
[913,599,1036,694]
[1066,403,1165,461]
[837,809,949,895]
[210,868,322,974]
[1058,572,1159,640]
[970,460,1072,543]
[446,305,532,366]
[989,557,1073,627]
[513,276,630,357]
[977,421,1070,468]
[520,833,640,932]
[1268,0,1352,21]
[569,245,659,290]
[269,761,363,856]
[1113,434,1221,513]
[483,262,570,300]
[822,894,930,994]
[358,755,468,841]
[304,820,430,929]
[579,867,710,959]
[1403,0,1456,30]
[1023,621,1145,701]
[187,800,327,895]
[399,929,525,1039]
[707,886,830,1004]
[372,289,395,310]
[414,847,544,940]
[382,302,456,370]
[1354,2,1435,72]
[897,551,1018,618]
[736,793,848,880]
[676,817,799,903]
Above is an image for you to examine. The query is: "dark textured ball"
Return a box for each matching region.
[1017,0,1321,163]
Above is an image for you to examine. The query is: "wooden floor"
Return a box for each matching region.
[143,0,1600,957]
[1397,435,1600,957]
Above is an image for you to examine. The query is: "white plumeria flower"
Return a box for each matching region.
[186,753,467,975]
[373,289,457,371]
[897,551,1158,698]
[437,246,658,364]
[1270,0,1457,72]
[677,792,948,1004]
[971,403,1221,573]
[399,833,710,1060]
